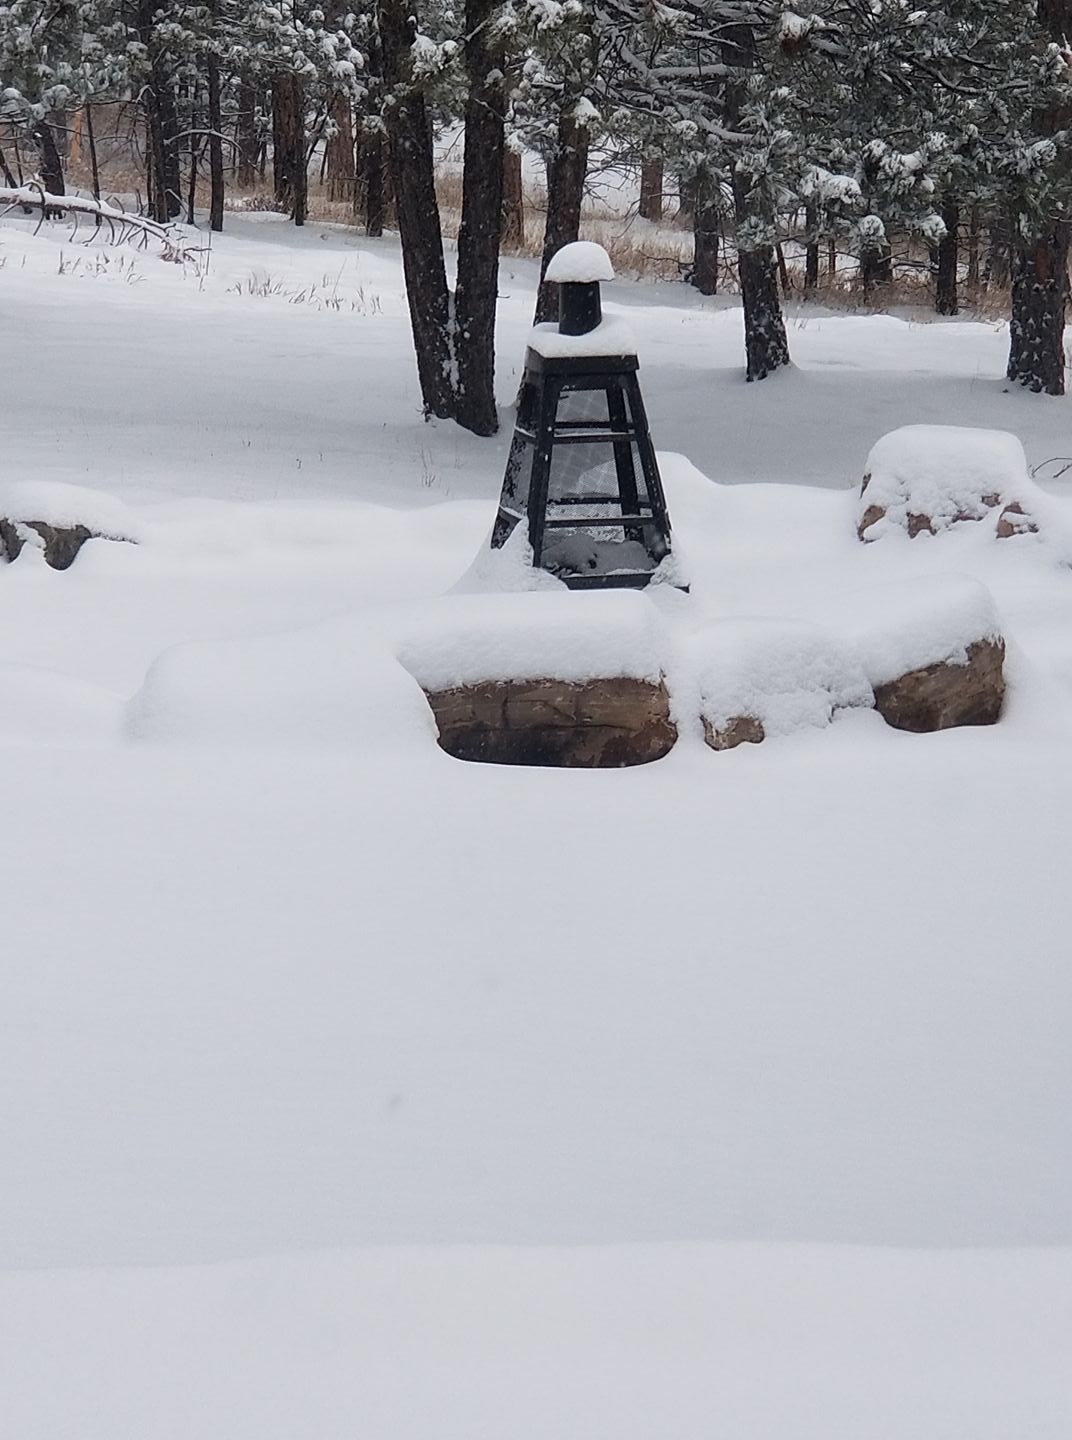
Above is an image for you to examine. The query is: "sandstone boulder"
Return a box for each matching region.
[423,675,676,767]
[872,637,1006,732]
[703,714,766,751]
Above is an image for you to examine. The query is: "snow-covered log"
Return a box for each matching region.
[0,185,191,258]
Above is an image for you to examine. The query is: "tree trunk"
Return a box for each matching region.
[935,199,959,316]
[804,202,819,292]
[207,53,224,231]
[138,0,181,222]
[453,0,507,436]
[966,205,981,295]
[325,96,356,202]
[639,159,663,222]
[272,74,307,224]
[32,119,64,195]
[723,22,790,380]
[535,103,590,323]
[236,75,258,186]
[776,243,790,298]
[379,0,454,418]
[860,243,893,298]
[691,172,719,295]
[502,147,524,247]
[987,214,1011,287]
[678,174,697,220]
[737,243,791,381]
[84,104,101,201]
[1007,222,1071,395]
[362,129,385,236]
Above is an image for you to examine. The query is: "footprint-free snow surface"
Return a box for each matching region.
[2,212,1070,1438]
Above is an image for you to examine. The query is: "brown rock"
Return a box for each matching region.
[857,503,887,541]
[0,517,120,570]
[996,501,1039,539]
[872,638,1005,732]
[424,675,676,767]
[703,714,766,751]
[905,512,936,539]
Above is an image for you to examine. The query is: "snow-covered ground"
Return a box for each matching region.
[2,211,1071,1436]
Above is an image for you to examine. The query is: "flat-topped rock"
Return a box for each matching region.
[425,675,676,767]
[398,591,674,767]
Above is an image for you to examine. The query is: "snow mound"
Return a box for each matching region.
[0,479,142,542]
[127,617,434,750]
[397,590,666,690]
[528,315,638,360]
[693,619,873,738]
[544,240,615,284]
[451,525,568,594]
[858,426,1032,540]
[0,664,122,745]
[822,574,1002,687]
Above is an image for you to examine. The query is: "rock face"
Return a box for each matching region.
[0,518,104,569]
[423,675,676,767]
[703,714,765,751]
[872,638,1006,732]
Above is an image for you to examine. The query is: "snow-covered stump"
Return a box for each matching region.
[397,591,676,768]
[856,426,1041,543]
[694,621,873,752]
[0,483,140,570]
[837,576,1006,733]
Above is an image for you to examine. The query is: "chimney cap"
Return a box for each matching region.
[545,241,615,285]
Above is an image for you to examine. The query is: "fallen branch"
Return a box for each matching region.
[0,185,192,259]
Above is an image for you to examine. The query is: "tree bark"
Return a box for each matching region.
[804,202,819,292]
[860,243,893,297]
[325,96,356,202]
[138,0,181,222]
[207,52,225,232]
[361,129,385,236]
[723,23,790,380]
[935,199,959,316]
[453,0,507,436]
[966,204,981,295]
[535,104,590,323]
[502,147,524,248]
[987,213,1011,287]
[1007,0,1072,393]
[639,159,663,222]
[691,172,719,295]
[1007,223,1071,395]
[236,75,259,186]
[32,120,64,195]
[272,74,307,224]
[379,0,454,417]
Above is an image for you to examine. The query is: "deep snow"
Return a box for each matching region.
[2,209,1071,1437]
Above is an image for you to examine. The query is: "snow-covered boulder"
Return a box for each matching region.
[398,591,675,767]
[0,480,140,570]
[856,426,1039,543]
[693,619,873,751]
[830,575,1006,732]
